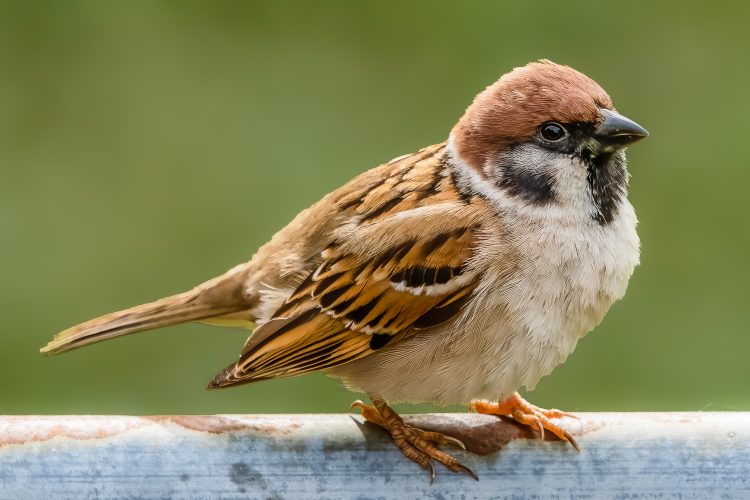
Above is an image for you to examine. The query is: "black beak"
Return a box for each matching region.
[595,108,648,152]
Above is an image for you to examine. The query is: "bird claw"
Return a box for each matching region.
[352,399,477,481]
[470,392,580,452]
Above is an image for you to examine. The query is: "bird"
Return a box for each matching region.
[42,60,647,480]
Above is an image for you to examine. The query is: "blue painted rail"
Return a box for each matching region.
[1,413,748,499]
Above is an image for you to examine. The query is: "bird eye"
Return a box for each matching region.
[540,122,567,142]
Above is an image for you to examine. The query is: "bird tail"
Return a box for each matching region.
[40,264,253,355]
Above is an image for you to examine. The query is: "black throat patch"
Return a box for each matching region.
[587,151,627,225]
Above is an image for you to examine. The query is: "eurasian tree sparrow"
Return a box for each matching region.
[42,60,648,479]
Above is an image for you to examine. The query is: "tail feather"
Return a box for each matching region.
[41,264,253,355]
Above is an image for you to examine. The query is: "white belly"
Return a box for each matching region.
[329,203,640,405]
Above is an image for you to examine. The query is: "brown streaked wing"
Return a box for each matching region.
[208,145,483,388]
[208,224,479,389]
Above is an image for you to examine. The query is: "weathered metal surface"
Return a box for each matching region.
[0,413,748,499]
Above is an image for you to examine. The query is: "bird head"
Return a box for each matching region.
[450,60,648,224]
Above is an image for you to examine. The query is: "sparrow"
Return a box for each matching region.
[42,60,647,480]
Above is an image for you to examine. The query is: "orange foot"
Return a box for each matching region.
[352,398,478,481]
[469,392,580,451]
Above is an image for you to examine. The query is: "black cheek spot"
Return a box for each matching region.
[493,144,557,205]
[497,168,556,205]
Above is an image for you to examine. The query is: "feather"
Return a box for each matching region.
[41,264,253,355]
[208,154,484,388]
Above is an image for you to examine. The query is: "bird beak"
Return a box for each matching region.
[595,108,649,153]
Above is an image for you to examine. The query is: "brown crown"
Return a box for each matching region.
[451,60,613,171]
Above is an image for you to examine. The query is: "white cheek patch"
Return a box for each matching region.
[491,144,559,204]
[446,134,612,223]
[446,134,511,210]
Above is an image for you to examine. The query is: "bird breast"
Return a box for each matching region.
[330,199,640,406]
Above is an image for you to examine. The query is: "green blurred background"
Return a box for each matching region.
[1,1,748,415]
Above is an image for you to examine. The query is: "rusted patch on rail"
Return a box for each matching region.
[0,416,144,447]
[0,414,585,452]
[0,415,306,448]
[145,415,302,436]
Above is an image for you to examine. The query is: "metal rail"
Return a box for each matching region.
[1,413,748,498]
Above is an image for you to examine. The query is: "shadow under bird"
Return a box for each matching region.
[42,60,648,480]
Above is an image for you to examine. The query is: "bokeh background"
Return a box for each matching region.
[1,1,748,415]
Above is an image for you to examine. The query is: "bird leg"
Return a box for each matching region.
[469,392,580,451]
[351,398,477,481]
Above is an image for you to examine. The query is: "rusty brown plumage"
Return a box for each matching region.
[451,60,613,171]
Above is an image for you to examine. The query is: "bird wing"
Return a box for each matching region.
[208,224,478,387]
[208,148,486,388]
